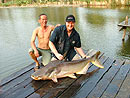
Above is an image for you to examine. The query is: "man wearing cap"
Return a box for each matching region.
[49,15,87,61]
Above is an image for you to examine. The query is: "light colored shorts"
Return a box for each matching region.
[29,48,51,66]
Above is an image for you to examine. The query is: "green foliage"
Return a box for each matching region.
[0,1,13,6]
[15,0,31,6]
[50,0,59,2]
[0,0,129,6]
[85,0,91,3]
[0,0,32,6]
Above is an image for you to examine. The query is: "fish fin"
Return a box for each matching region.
[52,75,58,83]
[92,59,104,68]
[48,69,58,82]
[76,63,90,74]
[90,51,104,68]
[66,74,77,79]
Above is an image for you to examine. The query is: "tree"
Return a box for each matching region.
[1,0,6,3]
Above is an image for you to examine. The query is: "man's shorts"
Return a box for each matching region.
[29,47,51,66]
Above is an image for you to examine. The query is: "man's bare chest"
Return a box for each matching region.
[38,30,50,39]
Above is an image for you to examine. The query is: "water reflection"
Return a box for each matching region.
[117,37,130,59]
[0,8,38,80]
[87,13,105,26]
[0,7,130,80]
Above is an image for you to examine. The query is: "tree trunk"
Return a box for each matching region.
[124,0,128,5]
[32,0,37,3]
[109,0,112,4]
[1,0,6,3]
[117,0,121,5]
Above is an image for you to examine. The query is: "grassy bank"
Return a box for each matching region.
[0,0,130,7]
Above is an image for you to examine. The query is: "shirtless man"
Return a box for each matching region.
[29,13,60,71]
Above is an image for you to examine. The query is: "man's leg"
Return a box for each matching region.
[72,53,81,61]
[29,51,40,66]
[41,50,52,66]
[28,48,40,71]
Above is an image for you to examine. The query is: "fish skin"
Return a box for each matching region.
[31,51,104,82]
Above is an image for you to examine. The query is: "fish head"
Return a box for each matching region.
[31,66,59,82]
[31,60,63,82]
[31,68,51,80]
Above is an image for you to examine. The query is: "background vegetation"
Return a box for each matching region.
[0,0,130,7]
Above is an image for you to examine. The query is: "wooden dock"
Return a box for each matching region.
[118,16,130,41]
[0,49,130,98]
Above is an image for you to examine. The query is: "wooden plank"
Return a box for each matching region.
[71,57,115,98]
[0,64,44,98]
[0,62,35,87]
[42,78,78,98]
[0,69,33,94]
[28,75,81,98]
[0,77,33,98]
[0,77,32,98]
[118,18,130,27]
[124,59,130,64]
[115,70,130,98]
[87,59,124,98]
[1,78,49,98]
[27,50,103,98]
[101,62,130,98]
[0,64,35,98]
[56,54,107,98]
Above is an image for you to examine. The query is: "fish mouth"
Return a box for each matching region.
[31,75,42,80]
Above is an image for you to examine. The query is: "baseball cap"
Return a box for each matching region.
[66,15,75,22]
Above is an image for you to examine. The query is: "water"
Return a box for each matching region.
[0,6,130,81]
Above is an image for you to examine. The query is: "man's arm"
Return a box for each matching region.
[50,24,61,31]
[49,41,63,60]
[31,29,39,57]
[75,47,86,58]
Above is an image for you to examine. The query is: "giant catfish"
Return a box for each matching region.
[31,51,104,82]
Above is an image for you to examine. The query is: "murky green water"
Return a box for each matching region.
[0,6,130,80]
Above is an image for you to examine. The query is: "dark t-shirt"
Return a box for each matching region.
[50,25,81,61]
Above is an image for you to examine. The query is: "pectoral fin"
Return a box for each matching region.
[52,75,58,83]
[49,69,58,82]
[66,74,77,78]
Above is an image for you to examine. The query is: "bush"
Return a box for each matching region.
[1,1,13,6]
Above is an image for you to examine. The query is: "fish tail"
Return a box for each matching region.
[91,51,104,68]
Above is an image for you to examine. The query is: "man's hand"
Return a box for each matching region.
[82,55,91,59]
[55,53,64,60]
[55,24,61,27]
[34,51,39,57]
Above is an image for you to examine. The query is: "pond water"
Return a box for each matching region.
[0,6,130,81]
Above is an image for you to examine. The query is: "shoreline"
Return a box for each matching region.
[0,2,130,8]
